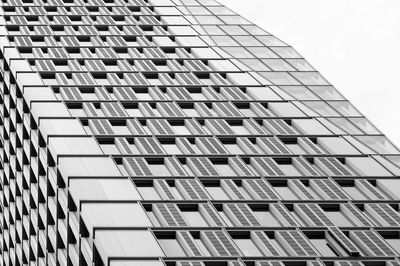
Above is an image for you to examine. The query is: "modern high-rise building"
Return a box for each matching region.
[1,0,400,266]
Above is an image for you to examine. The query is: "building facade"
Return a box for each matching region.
[1,0,400,265]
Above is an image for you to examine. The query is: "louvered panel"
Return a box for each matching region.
[33,48,45,57]
[184,60,209,72]
[148,87,169,100]
[115,137,133,155]
[221,180,246,200]
[187,157,219,176]
[134,59,157,72]
[107,35,128,47]
[83,103,99,117]
[176,262,205,266]
[157,102,186,117]
[365,203,400,227]
[333,262,363,266]
[341,203,376,227]
[84,59,106,71]
[228,157,255,176]
[176,179,210,200]
[128,48,143,59]
[185,119,206,135]
[176,48,194,59]
[328,227,361,256]
[159,73,179,86]
[223,203,261,226]
[176,72,203,86]
[298,137,325,155]
[257,137,292,155]
[243,179,280,200]
[227,261,245,266]
[307,262,325,266]
[147,119,175,135]
[202,87,223,100]
[101,102,127,117]
[167,87,192,100]
[15,36,33,46]
[88,119,114,135]
[205,119,235,135]
[195,103,215,117]
[263,119,297,135]
[237,138,261,155]
[68,60,83,71]
[59,87,82,101]
[122,157,153,176]
[176,138,197,154]
[199,204,225,227]
[139,102,157,117]
[107,73,124,85]
[350,230,397,256]
[201,231,241,257]
[255,262,285,266]
[153,204,187,227]
[251,157,285,176]
[288,179,318,200]
[114,87,138,101]
[135,137,165,155]
[56,73,71,85]
[269,203,300,226]
[73,72,96,86]
[251,231,281,256]
[276,231,319,256]
[196,137,228,155]
[213,102,243,117]
[315,157,356,177]
[123,72,149,85]
[310,179,350,200]
[355,179,387,200]
[290,230,320,256]
[123,25,143,35]
[126,119,147,135]
[177,231,202,257]
[143,47,166,58]
[293,157,321,176]
[167,60,186,71]
[243,119,269,135]
[294,204,333,227]
[165,157,188,176]
[154,179,176,200]
[210,73,229,85]
[251,102,273,117]
[307,203,335,225]
[117,59,134,72]
[139,15,161,25]
[221,87,250,101]
[49,47,68,58]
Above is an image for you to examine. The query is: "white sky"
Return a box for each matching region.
[219,0,400,147]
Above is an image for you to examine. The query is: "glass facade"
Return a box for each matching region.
[1,0,400,265]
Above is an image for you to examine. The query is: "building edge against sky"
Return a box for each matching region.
[1,0,400,266]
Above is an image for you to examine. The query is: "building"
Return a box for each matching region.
[1,0,400,265]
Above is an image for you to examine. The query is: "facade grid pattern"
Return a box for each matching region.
[1,0,400,266]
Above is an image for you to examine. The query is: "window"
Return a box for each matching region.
[262,59,295,71]
[291,72,329,85]
[223,47,255,58]
[356,136,399,154]
[346,157,392,176]
[94,230,165,261]
[260,72,301,85]
[279,86,318,100]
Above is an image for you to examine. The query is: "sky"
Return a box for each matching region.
[219,0,400,147]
